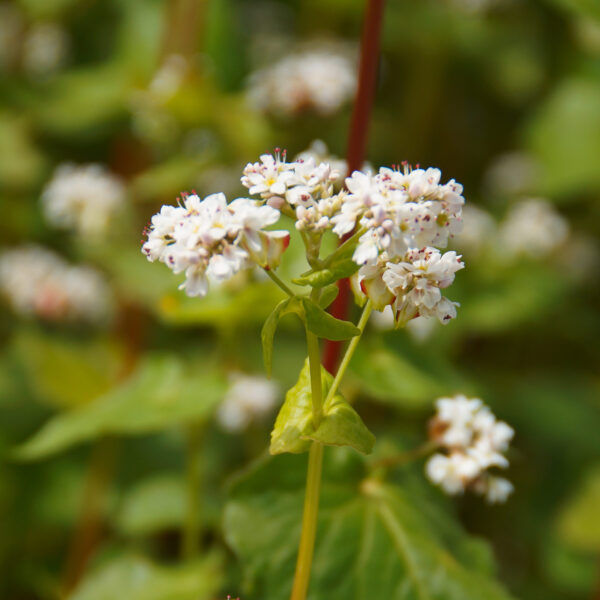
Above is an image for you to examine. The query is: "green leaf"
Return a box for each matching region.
[302,298,360,341]
[556,465,600,552]
[293,258,359,288]
[69,553,222,600]
[349,343,464,410]
[15,356,226,460]
[116,475,186,537]
[261,298,303,377]
[318,284,339,309]
[525,77,600,196]
[12,330,122,409]
[545,0,600,21]
[270,360,374,455]
[224,452,515,600]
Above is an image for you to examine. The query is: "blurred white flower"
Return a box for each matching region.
[142,193,289,297]
[500,198,569,259]
[483,151,539,198]
[22,22,68,77]
[0,245,112,323]
[453,205,497,254]
[42,164,125,237]
[426,452,481,495]
[475,475,514,504]
[217,373,280,432]
[247,49,356,117]
[148,54,188,102]
[425,394,514,502]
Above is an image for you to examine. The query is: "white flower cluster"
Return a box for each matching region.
[42,164,125,236]
[241,151,342,233]
[217,373,280,432]
[359,248,464,326]
[142,193,289,297]
[425,395,514,503]
[247,50,356,117]
[241,155,466,327]
[344,166,465,327]
[0,246,112,323]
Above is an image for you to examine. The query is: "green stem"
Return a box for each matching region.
[370,440,439,471]
[305,329,323,428]
[183,423,204,559]
[264,268,295,298]
[323,300,373,406]
[290,442,324,600]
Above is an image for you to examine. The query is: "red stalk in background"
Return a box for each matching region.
[322,0,386,374]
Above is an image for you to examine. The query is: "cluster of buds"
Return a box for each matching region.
[247,49,356,117]
[241,150,342,231]
[42,163,125,236]
[425,395,514,503]
[0,245,112,323]
[142,192,289,297]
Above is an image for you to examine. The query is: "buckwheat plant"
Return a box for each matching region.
[142,150,473,600]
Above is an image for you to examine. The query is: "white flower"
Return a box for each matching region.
[241,153,296,203]
[217,373,280,432]
[247,49,356,117]
[474,475,515,504]
[380,247,464,327]
[295,140,348,187]
[426,452,481,495]
[426,394,514,502]
[42,164,125,236]
[500,198,569,259]
[0,245,112,323]
[142,192,289,297]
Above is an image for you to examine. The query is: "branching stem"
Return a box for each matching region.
[324,300,372,406]
[264,268,295,298]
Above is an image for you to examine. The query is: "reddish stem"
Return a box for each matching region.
[322,0,386,374]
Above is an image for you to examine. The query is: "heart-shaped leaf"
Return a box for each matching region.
[224,451,515,600]
[270,359,374,455]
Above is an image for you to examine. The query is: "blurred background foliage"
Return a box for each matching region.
[0,0,599,598]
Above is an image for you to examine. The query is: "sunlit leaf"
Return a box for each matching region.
[15,356,226,460]
[270,359,375,455]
